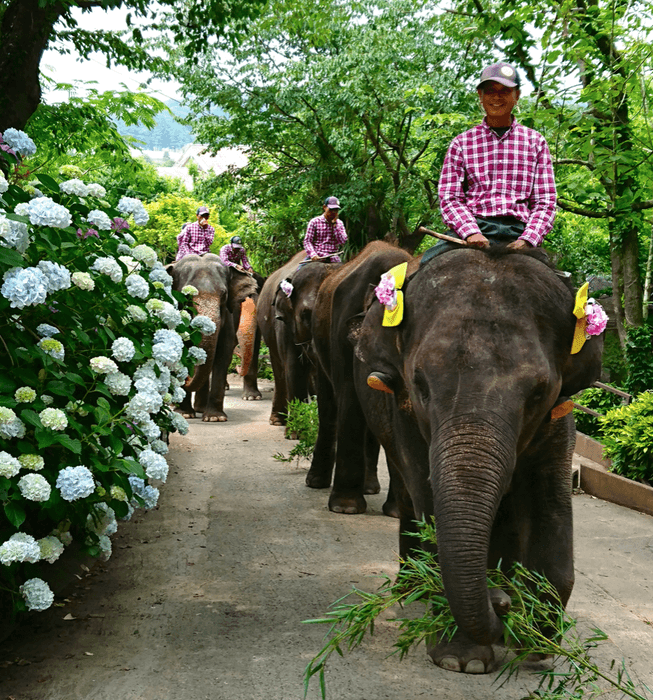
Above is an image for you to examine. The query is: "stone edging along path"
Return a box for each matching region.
[575,432,653,518]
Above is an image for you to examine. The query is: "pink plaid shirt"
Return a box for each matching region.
[438,119,557,246]
[304,215,347,260]
[175,222,215,261]
[219,243,252,271]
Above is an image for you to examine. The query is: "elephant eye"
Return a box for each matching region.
[414,369,430,402]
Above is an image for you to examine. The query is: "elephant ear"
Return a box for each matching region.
[560,332,604,396]
[226,267,259,314]
[165,262,180,289]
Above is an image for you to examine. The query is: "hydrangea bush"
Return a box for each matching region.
[0,130,208,618]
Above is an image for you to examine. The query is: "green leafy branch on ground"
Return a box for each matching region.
[303,519,651,700]
[273,398,318,464]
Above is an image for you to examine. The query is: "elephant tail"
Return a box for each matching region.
[236,296,257,377]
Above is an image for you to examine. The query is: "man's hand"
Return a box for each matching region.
[311,255,319,261]
[467,233,490,249]
[235,264,245,272]
[507,239,532,250]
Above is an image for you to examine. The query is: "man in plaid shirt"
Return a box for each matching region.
[175,206,215,261]
[303,196,347,262]
[438,62,556,252]
[220,236,253,273]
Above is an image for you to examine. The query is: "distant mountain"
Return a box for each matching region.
[116,100,195,151]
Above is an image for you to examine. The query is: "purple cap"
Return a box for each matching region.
[197,206,210,216]
[324,196,341,209]
[477,62,520,89]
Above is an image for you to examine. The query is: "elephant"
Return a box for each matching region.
[166,254,259,421]
[326,242,603,673]
[257,252,340,427]
[307,242,414,517]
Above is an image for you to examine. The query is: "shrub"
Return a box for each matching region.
[573,386,626,439]
[274,398,319,463]
[0,129,209,617]
[600,391,653,484]
[624,321,653,395]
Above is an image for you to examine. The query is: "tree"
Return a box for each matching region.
[0,0,265,133]
[446,0,653,337]
[168,0,494,261]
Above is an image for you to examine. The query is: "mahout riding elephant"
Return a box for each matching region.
[307,242,414,517]
[257,253,339,426]
[345,244,604,673]
[166,254,258,421]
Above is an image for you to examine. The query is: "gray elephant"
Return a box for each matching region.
[166,254,258,421]
[257,253,339,426]
[314,242,603,673]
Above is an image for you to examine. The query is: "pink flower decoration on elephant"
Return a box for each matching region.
[280,279,293,297]
[375,272,397,310]
[585,299,608,336]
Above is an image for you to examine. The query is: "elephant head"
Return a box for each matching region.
[166,254,258,391]
[353,246,603,653]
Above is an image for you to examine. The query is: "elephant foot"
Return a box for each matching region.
[363,475,380,495]
[427,631,495,674]
[269,412,286,426]
[242,390,262,401]
[180,410,196,419]
[382,498,400,519]
[328,491,367,514]
[202,411,228,422]
[305,470,332,489]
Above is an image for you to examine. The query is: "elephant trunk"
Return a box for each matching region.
[430,418,516,646]
[185,292,221,393]
[236,296,257,377]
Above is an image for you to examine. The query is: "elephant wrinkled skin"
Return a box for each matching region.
[347,244,603,673]
[166,254,258,422]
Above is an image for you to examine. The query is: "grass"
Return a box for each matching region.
[303,518,651,699]
[273,397,319,464]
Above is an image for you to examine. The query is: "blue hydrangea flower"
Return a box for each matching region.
[38,261,71,292]
[0,533,41,565]
[152,329,184,365]
[2,128,37,156]
[59,179,89,197]
[37,323,60,337]
[190,315,217,336]
[28,196,72,228]
[125,274,150,299]
[138,449,169,482]
[56,465,95,501]
[1,267,48,308]
[87,209,112,230]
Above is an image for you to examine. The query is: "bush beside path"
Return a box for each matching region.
[1,378,652,699]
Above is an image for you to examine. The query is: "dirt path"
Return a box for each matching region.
[1,378,653,700]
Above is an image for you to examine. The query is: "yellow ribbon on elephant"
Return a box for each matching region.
[382,262,408,327]
[571,282,589,355]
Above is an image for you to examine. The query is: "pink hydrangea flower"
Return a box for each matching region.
[111,217,130,231]
[76,228,100,239]
[375,272,397,309]
[585,300,608,336]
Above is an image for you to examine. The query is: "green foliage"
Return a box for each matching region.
[304,519,650,700]
[601,391,653,483]
[227,342,274,380]
[116,100,194,151]
[136,194,229,263]
[624,321,653,395]
[274,398,319,463]
[573,386,626,439]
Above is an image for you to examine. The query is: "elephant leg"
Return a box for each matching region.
[242,326,262,401]
[202,321,235,422]
[382,456,402,519]
[362,427,380,495]
[193,383,210,413]
[268,342,288,426]
[177,390,197,419]
[306,365,336,489]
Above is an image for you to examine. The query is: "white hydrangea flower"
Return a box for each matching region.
[105,371,132,396]
[127,391,163,416]
[40,394,53,406]
[51,527,73,546]
[110,485,128,501]
[128,475,159,509]
[36,323,59,337]
[190,315,217,335]
[60,178,89,197]
[146,298,181,329]
[38,260,71,292]
[28,196,72,228]
[152,329,184,366]
[87,209,112,230]
[119,255,141,274]
[0,216,30,253]
[56,465,95,501]
[18,473,52,501]
[170,412,189,435]
[3,128,37,156]
[90,356,119,374]
[0,173,8,193]
[117,196,141,214]
[125,304,147,322]
[90,256,122,283]
[20,578,54,611]
[0,451,21,477]
[139,419,161,442]
[19,454,45,471]
[149,438,169,455]
[138,449,169,482]
[111,337,136,362]
[38,337,65,361]
[39,407,68,430]
[123,232,136,245]
[15,386,37,403]
[71,271,95,291]
[125,274,149,299]
[172,386,186,404]
[98,534,112,561]
[14,202,30,216]
[131,244,157,268]
[38,535,65,564]
[1,266,48,308]
[86,502,118,536]
[0,407,26,439]
[87,183,106,198]
[0,533,41,565]
[180,310,191,323]
[133,207,150,226]
[188,346,207,365]
[117,243,132,256]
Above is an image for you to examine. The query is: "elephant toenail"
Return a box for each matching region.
[464,660,486,674]
[439,657,461,672]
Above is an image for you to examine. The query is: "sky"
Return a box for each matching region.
[41,5,181,105]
